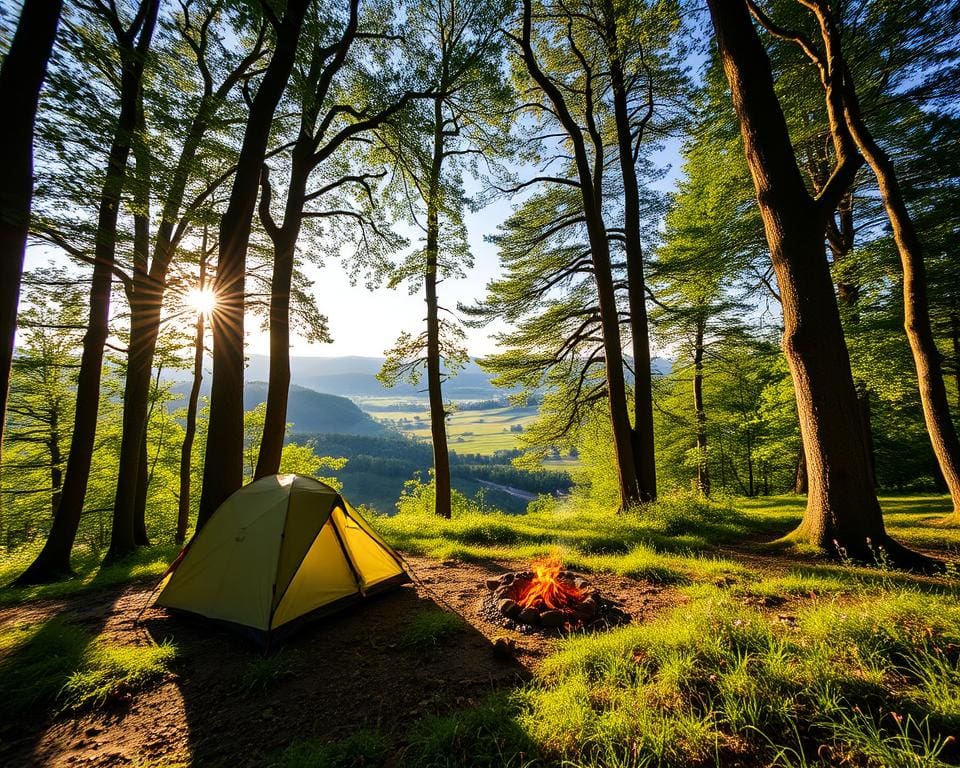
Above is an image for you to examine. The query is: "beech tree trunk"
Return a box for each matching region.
[794,446,808,494]
[609,50,657,502]
[693,316,710,497]
[706,0,892,560]
[0,0,63,473]
[177,252,207,544]
[198,0,312,530]
[836,66,960,518]
[16,0,161,583]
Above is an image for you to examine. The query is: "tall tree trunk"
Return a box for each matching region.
[693,315,710,497]
[49,411,62,516]
[426,96,452,519]
[606,16,656,501]
[518,0,639,510]
[0,0,63,473]
[706,0,898,561]
[177,250,207,544]
[835,62,960,518]
[951,311,960,412]
[198,0,312,530]
[16,0,160,584]
[108,93,152,561]
[254,232,294,479]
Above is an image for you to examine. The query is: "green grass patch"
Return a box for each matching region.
[403,693,538,768]
[399,608,465,651]
[275,730,389,768]
[0,618,92,718]
[0,542,181,607]
[61,639,178,710]
[515,587,960,767]
[241,650,297,693]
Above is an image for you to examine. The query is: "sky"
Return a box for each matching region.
[244,139,686,360]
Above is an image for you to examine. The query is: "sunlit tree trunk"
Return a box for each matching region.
[834,59,960,519]
[0,0,63,475]
[518,0,639,510]
[706,0,896,561]
[198,0,312,530]
[425,96,452,519]
[17,0,161,583]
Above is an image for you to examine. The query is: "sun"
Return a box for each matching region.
[185,287,217,316]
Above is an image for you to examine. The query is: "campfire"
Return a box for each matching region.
[483,557,614,630]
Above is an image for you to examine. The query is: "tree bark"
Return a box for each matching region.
[517,0,639,509]
[0,0,63,474]
[693,315,710,497]
[833,57,960,517]
[952,311,960,412]
[177,250,207,544]
[108,92,152,561]
[16,0,161,583]
[604,5,656,501]
[426,96,452,519]
[794,445,808,494]
[706,0,892,560]
[198,0,312,530]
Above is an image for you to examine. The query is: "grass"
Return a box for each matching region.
[511,586,960,767]
[0,618,176,716]
[241,650,298,693]
[61,639,178,709]
[0,541,181,607]
[275,730,390,768]
[398,608,466,650]
[370,404,540,456]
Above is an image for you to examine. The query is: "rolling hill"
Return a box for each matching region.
[169,381,388,436]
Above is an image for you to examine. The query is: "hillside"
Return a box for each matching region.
[170,382,387,436]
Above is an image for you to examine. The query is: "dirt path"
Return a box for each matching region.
[0,556,682,768]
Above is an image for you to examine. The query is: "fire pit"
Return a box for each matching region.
[482,558,629,632]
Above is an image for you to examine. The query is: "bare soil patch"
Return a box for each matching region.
[0,555,682,768]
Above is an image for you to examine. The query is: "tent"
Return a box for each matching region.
[155,474,409,643]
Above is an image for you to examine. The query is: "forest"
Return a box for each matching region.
[1,0,959,766]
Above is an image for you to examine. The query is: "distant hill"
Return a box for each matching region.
[166,354,673,401]
[170,381,387,436]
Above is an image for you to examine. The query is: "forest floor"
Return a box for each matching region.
[1,494,958,768]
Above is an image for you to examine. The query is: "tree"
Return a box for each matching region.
[254,0,421,479]
[704,0,915,562]
[198,0,314,530]
[375,0,507,518]
[17,0,162,583]
[107,0,270,559]
[0,0,63,474]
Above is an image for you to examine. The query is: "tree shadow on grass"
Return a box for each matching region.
[143,583,534,768]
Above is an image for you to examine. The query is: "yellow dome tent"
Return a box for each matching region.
[155,474,409,643]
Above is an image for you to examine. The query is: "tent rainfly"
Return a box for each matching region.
[155,474,409,643]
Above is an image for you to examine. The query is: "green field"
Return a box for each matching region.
[368,403,542,455]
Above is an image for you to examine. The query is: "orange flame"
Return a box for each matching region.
[517,557,585,611]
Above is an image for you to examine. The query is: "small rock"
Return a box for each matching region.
[518,606,539,624]
[493,585,512,600]
[492,636,516,659]
[539,609,565,628]
[498,598,520,618]
[573,577,590,590]
[485,578,502,590]
[498,572,515,585]
[85,727,102,738]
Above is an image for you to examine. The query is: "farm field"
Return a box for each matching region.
[366,402,543,455]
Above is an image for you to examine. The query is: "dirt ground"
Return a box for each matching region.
[0,556,683,768]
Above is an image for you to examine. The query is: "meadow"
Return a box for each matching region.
[2,492,958,767]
